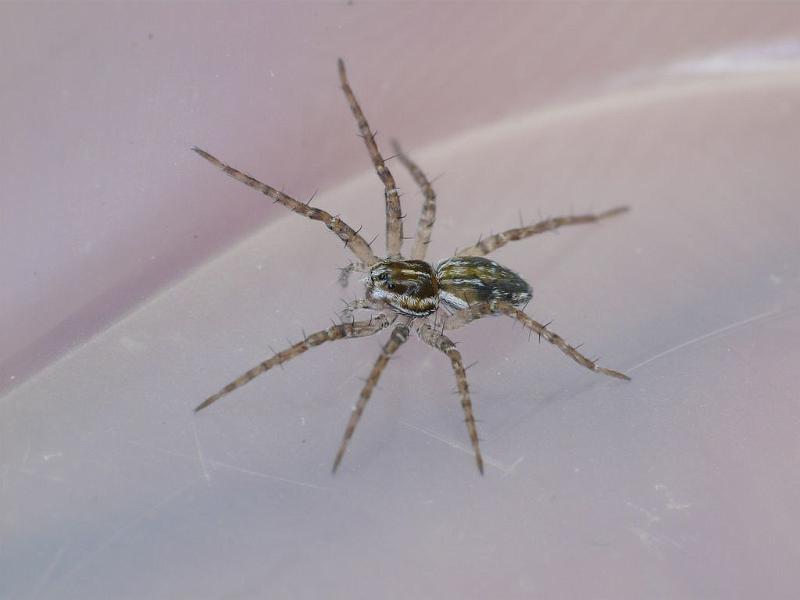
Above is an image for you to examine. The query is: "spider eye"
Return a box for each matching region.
[386,282,396,290]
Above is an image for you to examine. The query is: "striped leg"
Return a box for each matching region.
[337,59,404,258]
[338,298,381,322]
[332,318,411,472]
[195,314,391,412]
[445,301,630,381]
[192,147,377,265]
[416,322,484,475]
[456,207,629,258]
[391,140,436,261]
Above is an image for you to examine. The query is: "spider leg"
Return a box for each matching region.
[195,314,391,413]
[416,322,484,475]
[332,318,411,472]
[338,298,383,322]
[337,59,404,258]
[456,207,629,258]
[446,301,630,381]
[192,147,377,265]
[391,140,436,261]
[337,261,371,288]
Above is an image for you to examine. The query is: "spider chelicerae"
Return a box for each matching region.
[193,59,630,474]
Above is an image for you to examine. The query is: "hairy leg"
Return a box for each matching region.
[337,59,404,258]
[456,207,628,258]
[192,147,377,265]
[446,301,630,380]
[391,140,437,261]
[338,298,383,322]
[332,318,411,472]
[195,314,391,412]
[416,322,484,474]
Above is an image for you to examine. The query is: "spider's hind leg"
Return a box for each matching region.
[195,314,391,412]
[445,300,630,381]
[416,322,484,475]
[456,206,629,258]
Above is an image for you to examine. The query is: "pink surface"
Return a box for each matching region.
[4,2,800,395]
[2,4,800,599]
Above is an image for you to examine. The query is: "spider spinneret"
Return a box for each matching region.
[193,58,630,475]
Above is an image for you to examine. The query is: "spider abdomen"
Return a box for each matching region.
[436,256,532,311]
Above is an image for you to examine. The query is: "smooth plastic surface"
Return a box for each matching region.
[3,5,800,600]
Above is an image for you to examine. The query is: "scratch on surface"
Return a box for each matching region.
[504,455,525,477]
[28,544,67,600]
[627,307,795,373]
[628,526,655,548]
[56,482,193,591]
[191,422,211,484]
[399,420,520,475]
[626,496,685,556]
[125,440,328,491]
[203,459,329,489]
[22,439,31,468]
[13,441,65,482]
[627,525,683,553]
[15,468,64,483]
[654,483,692,511]
[625,501,662,525]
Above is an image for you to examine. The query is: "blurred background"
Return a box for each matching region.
[2,4,799,599]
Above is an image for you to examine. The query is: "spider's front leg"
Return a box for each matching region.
[338,59,404,258]
[416,322,484,475]
[332,317,412,472]
[391,140,437,261]
[192,147,377,266]
[337,298,385,322]
[195,314,391,412]
[445,301,630,381]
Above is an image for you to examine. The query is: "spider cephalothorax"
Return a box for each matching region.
[366,260,438,317]
[193,59,630,474]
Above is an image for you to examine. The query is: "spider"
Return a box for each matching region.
[192,59,630,474]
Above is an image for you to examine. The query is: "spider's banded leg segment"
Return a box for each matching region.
[391,140,436,261]
[456,206,629,258]
[337,59,403,258]
[338,298,377,322]
[332,318,411,473]
[192,147,377,265]
[446,301,631,381]
[195,314,391,413]
[416,323,484,475]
